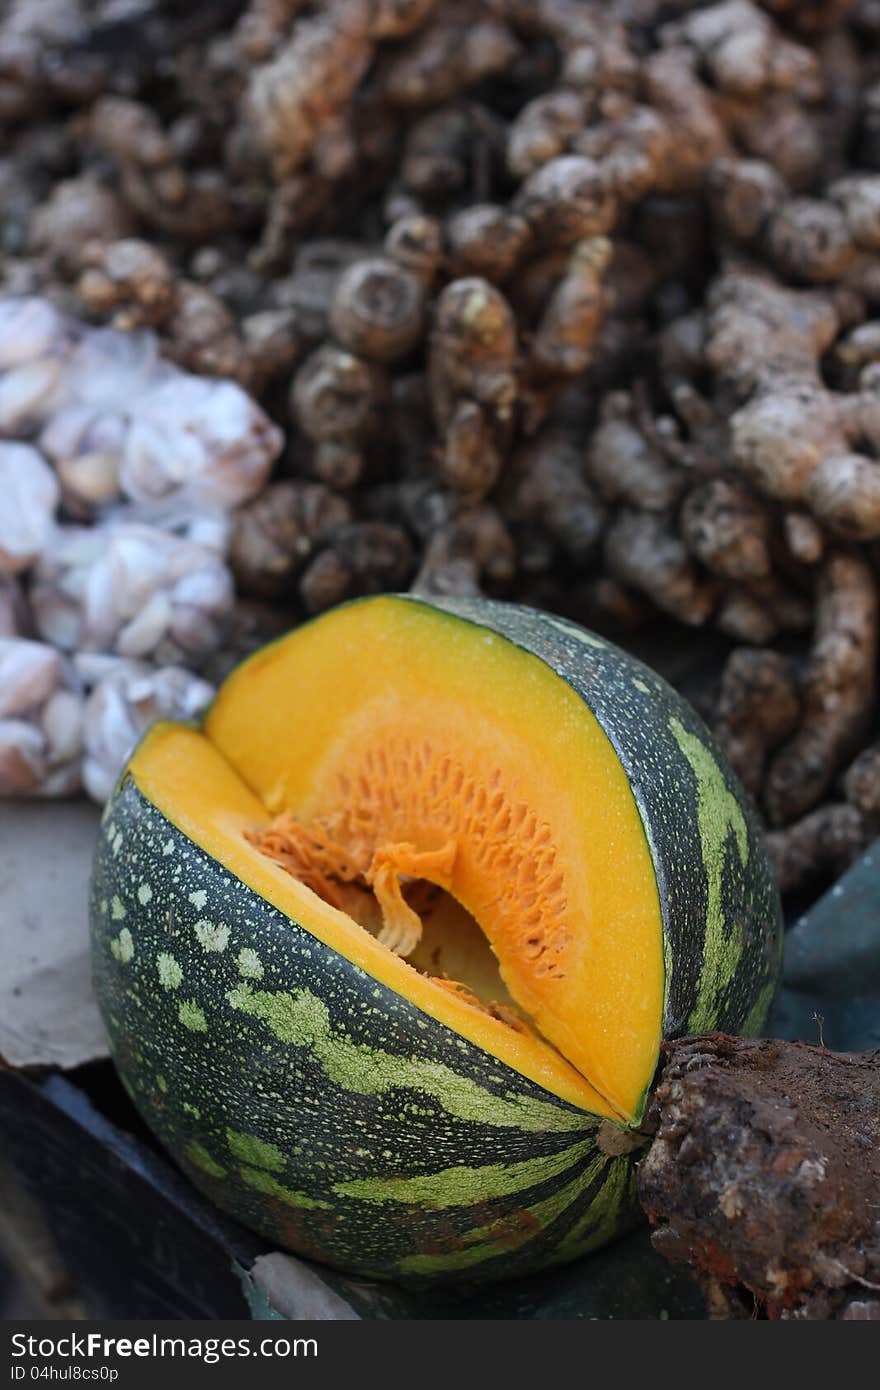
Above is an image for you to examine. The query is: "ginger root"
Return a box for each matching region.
[428,277,518,497]
[766,803,869,897]
[329,256,425,363]
[290,344,388,488]
[764,552,878,825]
[229,481,351,599]
[715,647,801,799]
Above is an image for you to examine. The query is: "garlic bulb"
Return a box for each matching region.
[31,520,235,666]
[121,374,282,509]
[0,296,71,372]
[0,297,73,434]
[0,298,283,513]
[0,297,288,801]
[0,441,61,574]
[0,636,84,796]
[82,662,214,804]
[34,324,162,512]
[40,405,126,509]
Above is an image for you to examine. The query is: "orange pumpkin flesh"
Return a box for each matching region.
[129,596,666,1122]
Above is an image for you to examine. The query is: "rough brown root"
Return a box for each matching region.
[843,741,880,826]
[526,236,611,379]
[443,204,531,285]
[290,345,388,488]
[679,479,772,581]
[297,521,413,614]
[714,574,813,645]
[329,256,425,363]
[512,156,617,251]
[639,1035,880,1320]
[764,552,878,825]
[765,802,869,896]
[428,278,518,427]
[244,2,374,177]
[585,394,683,512]
[374,2,519,109]
[805,452,880,541]
[412,506,515,597]
[229,481,351,599]
[30,175,137,274]
[384,213,443,285]
[86,96,244,241]
[503,432,606,566]
[506,90,586,180]
[438,400,502,502]
[715,648,801,799]
[76,238,176,328]
[603,509,717,626]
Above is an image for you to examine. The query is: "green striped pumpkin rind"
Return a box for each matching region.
[91,778,640,1285]
[90,596,782,1284]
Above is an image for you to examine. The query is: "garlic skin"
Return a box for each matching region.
[0,300,283,513]
[121,374,282,509]
[40,405,125,510]
[0,441,61,574]
[82,663,214,804]
[0,300,282,799]
[0,720,48,795]
[0,296,71,372]
[0,637,62,718]
[0,636,84,796]
[0,297,73,434]
[31,521,235,667]
[0,358,66,436]
[34,329,158,513]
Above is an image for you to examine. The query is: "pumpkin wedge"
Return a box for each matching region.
[90,595,782,1284]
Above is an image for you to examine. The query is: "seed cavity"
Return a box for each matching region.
[246,732,570,1025]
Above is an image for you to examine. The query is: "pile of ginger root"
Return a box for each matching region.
[2,0,880,902]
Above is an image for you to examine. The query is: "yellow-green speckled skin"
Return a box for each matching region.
[90,596,781,1285]
[91,778,640,1285]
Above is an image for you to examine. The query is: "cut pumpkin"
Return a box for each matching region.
[91,595,782,1284]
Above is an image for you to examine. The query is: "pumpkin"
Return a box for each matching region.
[90,594,782,1284]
